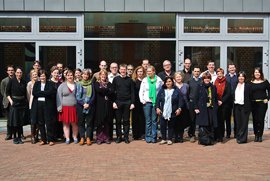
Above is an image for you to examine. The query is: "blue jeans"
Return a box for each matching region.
[143,103,157,143]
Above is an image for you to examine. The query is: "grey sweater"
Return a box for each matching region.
[57,82,77,112]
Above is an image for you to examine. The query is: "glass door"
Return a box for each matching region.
[35,41,83,72]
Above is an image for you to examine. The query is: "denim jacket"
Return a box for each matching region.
[75,82,95,114]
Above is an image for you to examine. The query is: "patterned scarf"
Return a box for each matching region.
[214,77,226,101]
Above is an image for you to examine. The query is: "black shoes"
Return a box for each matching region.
[115,137,122,144]
[237,140,247,144]
[254,136,259,142]
[258,137,262,142]
[5,135,12,140]
[13,138,23,144]
[124,138,130,144]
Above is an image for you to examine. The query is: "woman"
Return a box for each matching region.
[214,68,231,142]
[233,71,251,144]
[50,66,63,140]
[139,66,163,143]
[6,67,28,144]
[250,67,270,142]
[174,72,190,143]
[32,70,57,146]
[194,72,218,146]
[94,70,114,144]
[76,69,95,146]
[156,77,183,145]
[57,69,78,144]
[26,69,39,144]
[74,68,82,83]
[132,66,146,140]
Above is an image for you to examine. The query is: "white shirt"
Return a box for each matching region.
[139,76,163,104]
[234,83,245,105]
[200,70,217,83]
[38,82,46,101]
[108,73,119,83]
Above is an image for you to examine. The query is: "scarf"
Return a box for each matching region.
[214,77,226,101]
[79,79,92,97]
[203,83,213,107]
[147,75,157,105]
[163,89,174,120]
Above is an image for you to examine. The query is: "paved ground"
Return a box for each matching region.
[0,119,270,181]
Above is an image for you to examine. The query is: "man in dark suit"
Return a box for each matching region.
[0,65,14,140]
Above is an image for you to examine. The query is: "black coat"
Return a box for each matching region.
[31,81,57,124]
[233,83,252,113]
[156,87,184,119]
[194,83,218,127]
[217,81,231,108]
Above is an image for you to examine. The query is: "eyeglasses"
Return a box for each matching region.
[128,69,133,71]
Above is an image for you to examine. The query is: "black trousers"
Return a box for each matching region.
[115,102,131,139]
[4,107,12,137]
[188,104,196,137]
[226,105,237,137]
[215,106,230,139]
[160,117,175,141]
[38,101,55,142]
[234,104,249,142]
[252,102,267,137]
[108,110,115,140]
[132,105,145,139]
[77,105,94,140]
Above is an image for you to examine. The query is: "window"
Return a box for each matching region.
[39,18,76,32]
[228,19,263,33]
[0,18,31,32]
[184,19,220,33]
[85,13,176,38]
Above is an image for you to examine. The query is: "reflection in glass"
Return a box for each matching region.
[85,41,175,73]
[39,18,76,32]
[228,19,263,33]
[227,47,262,80]
[184,19,220,33]
[0,18,31,32]
[184,47,220,71]
[84,13,176,38]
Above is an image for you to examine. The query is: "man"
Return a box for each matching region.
[200,61,217,83]
[26,60,41,82]
[127,64,134,77]
[225,63,238,138]
[181,58,192,83]
[93,60,107,81]
[0,65,14,140]
[187,66,201,142]
[108,62,119,83]
[112,64,135,144]
[56,62,64,82]
[107,62,119,140]
[157,60,175,81]
[142,59,150,71]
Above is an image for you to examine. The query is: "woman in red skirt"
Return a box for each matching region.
[57,69,78,144]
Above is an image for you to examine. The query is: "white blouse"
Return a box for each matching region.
[234,83,245,105]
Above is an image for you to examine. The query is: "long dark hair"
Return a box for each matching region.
[162,76,174,89]
[238,71,247,82]
[251,67,264,81]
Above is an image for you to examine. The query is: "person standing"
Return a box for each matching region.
[76,69,95,146]
[74,68,82,83]
[181,58,192,83]
[112,64,135,144]
[32,70,57,146]
[0,65,14,140]
[200,61,217,83]
[95,70,115,144]
[157,60,175,81]
[214,68,231,142]
[142,59,150,71]
[187,66,201,142]
[156,77,183,145]
[6,67,28,144]
[195,72,218,146]
[26,69,39,144]
[57,69,79,144]
[139,66,163,143]
[93,60,107,81]
[131,66,146,140]
[127,64,134,77]
[225,63,238,138]
[233,71,251,144]
[250,67,270,142]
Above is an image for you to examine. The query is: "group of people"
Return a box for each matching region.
[1,58,269,146]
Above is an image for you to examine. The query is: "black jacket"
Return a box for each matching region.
[156,87,184,119]
[233,83,252,113]
[31,81,57,123]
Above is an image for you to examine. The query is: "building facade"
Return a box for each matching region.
[0,0,270,127]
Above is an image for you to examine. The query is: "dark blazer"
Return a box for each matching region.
[194,83,218,127]
[156,87,184,118]
[31,81,57,123]
[219,81,231,108]
[233,83,252,113]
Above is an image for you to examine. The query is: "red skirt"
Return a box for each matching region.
[58,106,78,123]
